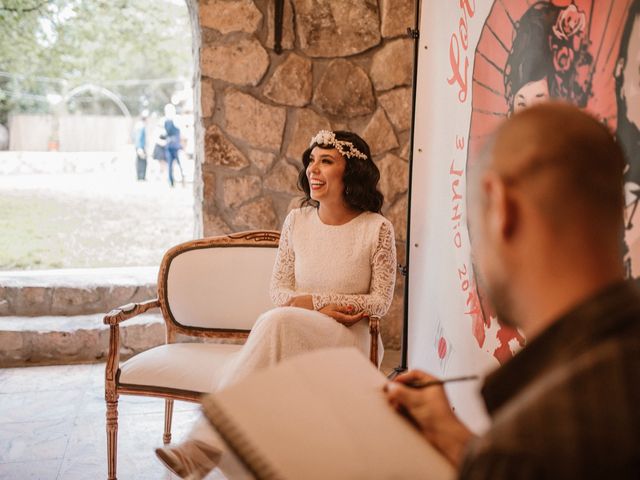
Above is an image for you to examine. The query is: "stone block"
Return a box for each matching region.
[361,108,399,156]
[263,53,312,107]
[381,272,405,350]
[0,313,165,366]
[9,287,51,316]
[380,0,415,38]
[396,239,407,266]
[286,108,331,160]
[51,286,101,312]
[248,149,276,173]
[264,161,300,195]
[204,124,250,170]
[202,169,216,203]
[386,195,408,242]
[0,268,158,317]
[294,0,381,57]
[0,331,24,354]
[376,153,409,204]
[225,89,286,151]
[201,78,216,118]
[400,140,410,160]
[332,121,350,132]
[234,196,279,230]
[287,196,306,212]
[0,289,8,316]
[121,322,165,355]
[203,213,233,236]
[199,0,262,34]
[378,87,412,132]
[223,175,262,208]
[313,59,375,118]
[370,38,413,91]
[201,37,270,86]
[267,0,295,51]
[46,330,85,357]
[2,284,156,317]
[102,285,157,314]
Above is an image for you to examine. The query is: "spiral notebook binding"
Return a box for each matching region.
[203,396,285,480]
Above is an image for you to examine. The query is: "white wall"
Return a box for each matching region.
[9,115,132,151]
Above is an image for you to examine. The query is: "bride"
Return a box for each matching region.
[156,130,398,478]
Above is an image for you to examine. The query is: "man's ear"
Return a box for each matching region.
[484,173,517,242]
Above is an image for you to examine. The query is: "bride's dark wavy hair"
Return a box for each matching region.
[297,131,384,213]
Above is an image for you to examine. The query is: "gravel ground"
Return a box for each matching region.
[0,152,195,270]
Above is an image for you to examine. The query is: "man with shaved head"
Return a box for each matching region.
[387,103,640,478]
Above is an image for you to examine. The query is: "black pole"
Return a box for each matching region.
[391,0,422,378]
[274,0,284,54]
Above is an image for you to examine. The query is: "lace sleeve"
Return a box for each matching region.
[269,211,297,306]
[311,220,397,317]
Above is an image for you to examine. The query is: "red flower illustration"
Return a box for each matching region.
[552,4,586,41]
[554,45,575,73]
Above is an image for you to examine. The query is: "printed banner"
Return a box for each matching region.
[407,0,639,432]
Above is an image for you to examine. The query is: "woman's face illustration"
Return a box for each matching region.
[513,78,550,113]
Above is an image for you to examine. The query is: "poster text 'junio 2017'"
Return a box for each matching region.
[451,134,480,318]
[450,134,465,251]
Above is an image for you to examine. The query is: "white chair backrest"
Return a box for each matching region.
[165,245,277,330]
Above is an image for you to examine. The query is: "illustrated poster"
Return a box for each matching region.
[407,0,639,431]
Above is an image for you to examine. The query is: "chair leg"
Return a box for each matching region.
[163,399,174,444]
[368,316,380,368]
[106,398,119,480]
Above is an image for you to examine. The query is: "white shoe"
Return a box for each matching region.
[155,439,221,479]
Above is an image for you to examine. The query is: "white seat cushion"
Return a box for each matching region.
[118,343,242,394]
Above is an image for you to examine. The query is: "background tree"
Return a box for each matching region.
[0,0,192,125]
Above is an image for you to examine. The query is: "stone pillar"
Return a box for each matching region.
[193,0,416,349]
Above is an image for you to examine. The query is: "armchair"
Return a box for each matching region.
[103,230,381,480]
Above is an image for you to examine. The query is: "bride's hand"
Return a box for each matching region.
[319,304,365,326]
[286,295,314,310]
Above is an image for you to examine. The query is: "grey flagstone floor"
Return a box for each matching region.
[0,351,401,479]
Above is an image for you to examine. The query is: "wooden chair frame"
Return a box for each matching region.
[103,230,381,480]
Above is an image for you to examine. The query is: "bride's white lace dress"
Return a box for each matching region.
[216,206,397,388]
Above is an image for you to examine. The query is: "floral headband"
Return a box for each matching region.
[309,130,368,161]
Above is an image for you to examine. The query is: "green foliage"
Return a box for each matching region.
[0,0,193,124]
[0,162,195,270]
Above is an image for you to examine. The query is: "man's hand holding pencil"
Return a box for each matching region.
[384,371,477,468]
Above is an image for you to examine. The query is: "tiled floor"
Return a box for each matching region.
[0,351,402,479]
[0,362,204,480]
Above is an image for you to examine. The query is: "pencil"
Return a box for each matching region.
[405,375,479,389]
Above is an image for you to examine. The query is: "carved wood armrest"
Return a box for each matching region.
[103,299,160,325]
[104,298,161,399]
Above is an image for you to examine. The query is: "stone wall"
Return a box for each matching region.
[190,0,415,349]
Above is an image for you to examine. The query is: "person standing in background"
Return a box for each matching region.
[134,110,148,181]
[163,103,183,187]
